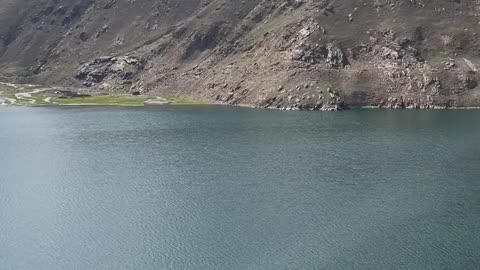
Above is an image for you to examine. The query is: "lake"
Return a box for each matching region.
[0,106,479,270]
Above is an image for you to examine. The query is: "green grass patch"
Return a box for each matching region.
[1,86,207,106]
[30,97,51,106]
[52,96,151,106]
[0,94,17,99]
[0,85,19,95]
[165,96,207,105]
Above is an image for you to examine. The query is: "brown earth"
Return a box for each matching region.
[1,0,480,110]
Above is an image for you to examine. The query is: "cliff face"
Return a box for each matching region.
[1,0,480,109]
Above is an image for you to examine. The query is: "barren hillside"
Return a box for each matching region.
[1,0,480,109]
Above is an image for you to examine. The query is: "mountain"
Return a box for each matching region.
[1,0,480,109]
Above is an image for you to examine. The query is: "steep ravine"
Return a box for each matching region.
[1,0,480,110]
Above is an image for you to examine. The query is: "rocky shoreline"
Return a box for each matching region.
[1,81,479,110]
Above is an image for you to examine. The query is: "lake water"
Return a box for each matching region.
[0,106,479,270]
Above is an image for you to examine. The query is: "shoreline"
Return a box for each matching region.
[0,82,208,107]
[2,98,480,110]
[2,82,480,110]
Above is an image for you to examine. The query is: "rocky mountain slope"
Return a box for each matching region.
[1,0,480,109]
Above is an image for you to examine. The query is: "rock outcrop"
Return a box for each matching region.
[75,56,144,88]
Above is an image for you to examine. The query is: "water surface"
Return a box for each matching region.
[0,106,479,269]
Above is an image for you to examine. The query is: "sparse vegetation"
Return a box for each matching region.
[51,96,151,106]
[1,82,208,107]
[0,84,19,96]
[164,97,207,105]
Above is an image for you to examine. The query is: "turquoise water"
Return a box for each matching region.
[0,106,479,270]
